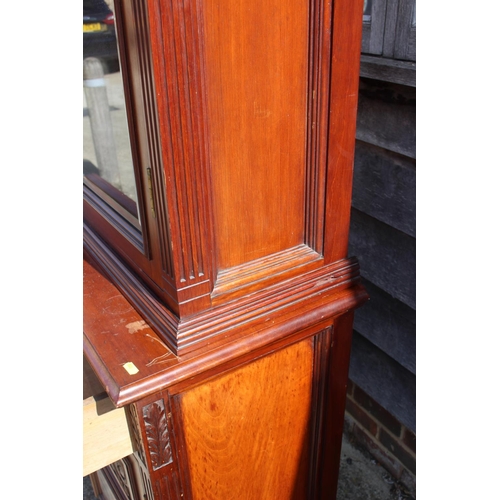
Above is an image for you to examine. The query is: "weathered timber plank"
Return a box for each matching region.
[382,0,399,58]
[394,0,416,61]
[349,331,415,432]
[348,208,415,309]
[361,0,387,56]
[353,278,415,374]
[359,55,416,87]
[355,78,415,159]
[352,140,415,237]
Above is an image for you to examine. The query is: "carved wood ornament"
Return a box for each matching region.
[142,400,173,470]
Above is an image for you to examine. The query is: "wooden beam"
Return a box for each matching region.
[83,393,134,477]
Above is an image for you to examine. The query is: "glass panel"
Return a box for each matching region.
[363,0,372,22]
[83,0,140,223]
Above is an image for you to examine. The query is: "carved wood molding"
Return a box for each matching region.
[126,406,159,499]
[100,457,140,500]
[127,404,148,468]
[176,258,364,353]
[305,0,334,253]
[211,244,322,304]
[142,399,173,471]
[145,0,336,296]
[124,0,172,278]
[84,0,364,325]
[137,395,185,499]
[85,224,366,356]
[308,327,333,498]
[108,459,134,500]
[84,223,180,346]
[148,0,214,289]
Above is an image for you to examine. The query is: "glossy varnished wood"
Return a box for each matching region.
[83,0,366,498]
[84,257,367,499]
[84,0,365,325]
[318,312,356,499]
[83,254,368,406]
[178,339,313,500]
[85,221,366,357]
[203,0,308,270]
[324,0,365,263]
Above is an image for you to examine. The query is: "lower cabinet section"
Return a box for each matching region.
[177,338,314,500]
[88,318,353,500]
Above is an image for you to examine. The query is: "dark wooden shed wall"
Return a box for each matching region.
[348,77,416,432]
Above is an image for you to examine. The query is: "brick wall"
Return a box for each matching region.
[344,379,416,496]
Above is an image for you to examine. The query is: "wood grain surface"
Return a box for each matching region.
[178,339,314,499]
[83,395,133,477]
[203,0,308,270]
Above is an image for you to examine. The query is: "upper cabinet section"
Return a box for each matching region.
[83,0,365,353]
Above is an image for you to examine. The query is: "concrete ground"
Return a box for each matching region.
[83,434,415,499]
[337,435,415,500]
[83,475,95,499]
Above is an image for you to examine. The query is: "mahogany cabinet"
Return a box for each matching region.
[83,0,367,497]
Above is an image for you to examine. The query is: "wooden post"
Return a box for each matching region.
[83,57,121,189]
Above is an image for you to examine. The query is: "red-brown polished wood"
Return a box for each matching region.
[203,0,308,270]
[324,0,365,263]
[179,339,313,500]
[83,253,367,407]
[84,0,365,327]
[84,257,367,499]
[84,0,366,497]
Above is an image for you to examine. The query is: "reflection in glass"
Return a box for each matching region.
[83,0,139,222]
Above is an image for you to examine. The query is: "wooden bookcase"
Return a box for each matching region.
[83,0,367,498]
